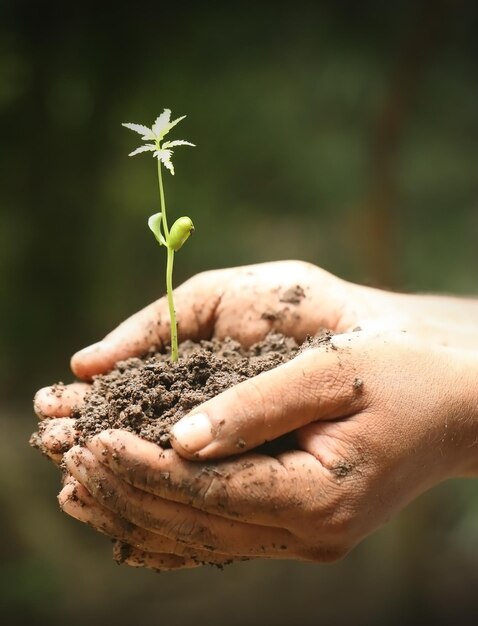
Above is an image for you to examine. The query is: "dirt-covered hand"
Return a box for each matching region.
[59,473,245,571]
[34,259,478,420]
[58,331,478,569]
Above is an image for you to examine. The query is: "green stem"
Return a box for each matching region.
[166,246,178,361]
[157,156,178,361]
[157,158,169,238]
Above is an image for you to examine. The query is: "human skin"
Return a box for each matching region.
[33,261,478,570]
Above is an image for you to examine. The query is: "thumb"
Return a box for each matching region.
[170,333,366,460]
[71,272,220,380]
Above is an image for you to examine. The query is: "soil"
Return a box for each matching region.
[68,332,332,449]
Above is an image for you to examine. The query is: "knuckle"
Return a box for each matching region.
[297,478,361,544]
[187,268,220,293]
[199,472,229,510]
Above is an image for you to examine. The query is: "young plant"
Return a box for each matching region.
[122,109,195,362]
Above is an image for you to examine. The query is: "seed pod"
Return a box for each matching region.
[169,216,194,251]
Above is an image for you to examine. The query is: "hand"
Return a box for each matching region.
[32,260,478,569]
[34,259,478,420]
[42,330,478,570]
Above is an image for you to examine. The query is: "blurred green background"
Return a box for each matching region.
[1,1,477,624]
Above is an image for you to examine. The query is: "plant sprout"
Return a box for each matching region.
[122,109,195,362]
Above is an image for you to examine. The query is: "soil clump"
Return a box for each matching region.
[30,331,334,455]
[71,333,311,447]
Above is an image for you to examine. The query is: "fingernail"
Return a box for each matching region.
[171,413,213,453]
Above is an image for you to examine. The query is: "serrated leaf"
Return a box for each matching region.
[162,140,195,149]
[152,109,172,137]
[122,123,155,139]
[148,212,166,245]
[153,148,172,160]
[161,157,175,175]
[154,149,175,175]
[164,115,186,135]
[128,144,156,157]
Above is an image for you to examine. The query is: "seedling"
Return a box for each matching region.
[123,109,195,361]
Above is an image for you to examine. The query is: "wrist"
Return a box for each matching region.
[390,292,478,350]
[447,348,478,478]
[347,283,478,351]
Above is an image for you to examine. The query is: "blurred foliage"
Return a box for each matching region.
[0,1,477,625]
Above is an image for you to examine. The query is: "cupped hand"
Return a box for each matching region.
[32,261,478,570]
[48,330,478,570]
[34,259,478,421]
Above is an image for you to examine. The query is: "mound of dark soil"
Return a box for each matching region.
[31,331,333,459]
[72,333,307,447]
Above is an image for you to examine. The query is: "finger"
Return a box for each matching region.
[64,446,304,559]
[33,383,90,419]
[59,478,234,563]
[60,479,190,555]
[87,430,336,531]
[112,542,198,571]
[71,272,222,380]
[170,334,367,459]
[30,418,77,464]
[112,543,243,571]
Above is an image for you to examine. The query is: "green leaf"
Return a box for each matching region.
[128,144,156,157]
[165,115,187,134]
[162,140,195,149]
[122,123,155,139]
[148,212,166,245]
[154,148,175,174]
[152,109,172,137]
